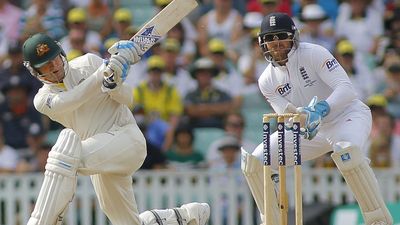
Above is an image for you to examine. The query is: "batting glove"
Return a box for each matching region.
[102,54,130,90]
[108,40,142,65]
[296,96,330,140]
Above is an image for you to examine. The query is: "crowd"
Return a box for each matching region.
[0,0,400,175]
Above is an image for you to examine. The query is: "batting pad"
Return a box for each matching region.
[241,149,279,224]
[331,142,393,225]
[27,129,82,225]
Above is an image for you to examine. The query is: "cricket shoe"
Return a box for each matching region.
[371,222,390,225]
[181,202,210,225]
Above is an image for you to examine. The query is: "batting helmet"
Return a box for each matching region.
[258,13,299,63]
[23,33,63,69]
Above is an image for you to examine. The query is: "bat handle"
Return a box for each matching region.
[104,67,114,79]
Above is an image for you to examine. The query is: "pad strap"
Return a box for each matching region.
[150,210,164,225]
[173,208,184,225]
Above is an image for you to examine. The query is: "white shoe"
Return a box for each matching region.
[181,202,210,225]
[371,222,389,225]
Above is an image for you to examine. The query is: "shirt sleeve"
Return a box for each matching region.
[311,45,357,111]
[107,83,133,106]
[34,67,104,116]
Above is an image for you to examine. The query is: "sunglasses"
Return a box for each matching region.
[262,32,293,42]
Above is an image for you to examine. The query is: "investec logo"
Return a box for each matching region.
[275,83,292,96]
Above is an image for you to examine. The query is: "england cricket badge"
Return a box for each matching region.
[133,26,161,52]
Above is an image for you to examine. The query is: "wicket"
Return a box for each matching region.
[262,113,302,225]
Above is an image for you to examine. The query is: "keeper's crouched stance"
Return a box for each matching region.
[23,33,210,225]
[241,12,393,225]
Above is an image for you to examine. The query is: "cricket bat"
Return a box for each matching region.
[104,0,198,77]
[131,0,198,53]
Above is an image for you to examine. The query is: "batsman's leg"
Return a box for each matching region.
[91,173,142,225]
[140,202,210,225]
[331,142,393,225]
[241,149,280,225]
[27,129,81,225]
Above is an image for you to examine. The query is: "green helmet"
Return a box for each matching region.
[23,33,63,68]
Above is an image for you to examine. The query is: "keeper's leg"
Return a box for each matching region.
[27,128,81,225]
[331,142,393,225]
[140,202,210,225]
[241,148,280,225]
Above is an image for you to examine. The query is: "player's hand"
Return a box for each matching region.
[108,40,142,65]
[296,96,330,140]
[103,54,130,90]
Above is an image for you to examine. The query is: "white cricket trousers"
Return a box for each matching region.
[79,123,147,225]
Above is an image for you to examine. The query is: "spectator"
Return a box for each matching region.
[208,38,244,105]
[209,134,244,225]
[112,8,134,40]
[85,0,113,40]
[60,7,102,55]
[160,38,196,97]
[335,40,375,102]
[207,111,257,167]
[166,122,205,170]
[15,122,47,173]
[0,121,18,173]
[166,22,197,67]
[0,0,22,65]
[184,57,233,129]
[233,11,263,57]
[0,42,42,101]
[237,27,267,93]
[258,0,280,16]
[134,112,168,170]
[197,0,243,57]
[19,0,67,41]
[367,95,396,168]
[132,55,183,150]
[381,62,400,118]
[335,0,384,60]
[0,0,22,42]
[0,76,44,152]
[298,4,335,52]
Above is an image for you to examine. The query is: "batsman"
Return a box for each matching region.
[241,13,393,225]
[22,33,210,225]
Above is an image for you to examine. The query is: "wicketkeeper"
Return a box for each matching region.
[241,13,393,225]
[22,33,210,225]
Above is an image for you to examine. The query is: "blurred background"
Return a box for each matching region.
[0,0,400,224]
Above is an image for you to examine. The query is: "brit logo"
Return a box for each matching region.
[340,153,351,162]
[276,83,291,96]
[133,26,161,52]
[323,58,339,72]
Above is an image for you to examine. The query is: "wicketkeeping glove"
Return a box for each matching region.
[296,96,330,140]
[108,40,142,65]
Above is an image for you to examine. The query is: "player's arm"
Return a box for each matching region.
[101,40,141,105]
[312,45,357,111]
[106,83,134,106]
[34,68,104,115]
[258,74,294,114]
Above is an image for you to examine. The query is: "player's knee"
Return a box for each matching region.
[46,128,82,177]
[332,141,361,153]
